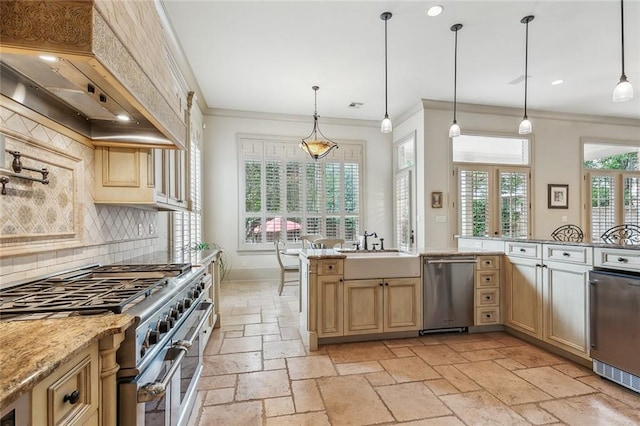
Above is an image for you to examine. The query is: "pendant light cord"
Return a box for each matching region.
[620,0,626,77]
[523,18,530,118]
[384,17,389,117]
[453,28,458,121]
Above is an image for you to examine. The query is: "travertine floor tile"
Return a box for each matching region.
[265,412,331,425]
[551,362,594,378]
[377,382,451,421]
[498,345,565,367]
[318,375,394,424]
[244,323,280,336]
[224,330,244,338]
[512,403,559,425]
[264,358,286,370]
[199,400,262,425]
[578,375,640,409]
[446,339,506,352]
[494,357,527,371]
[202,351,262,375]
[292,379,324,413]
[265,396,295,417]
[398,416,465,425]
[441,391,529,425]
[263,340,306,359]
[380,356,441,383]
[286,355,337,380]
[391,346,416,357]
[221,313,261,326]
[365,371,396,386]
[411,344,468,365]
[203,388,234,405]
[326,341,395,363]
[455,361,552,405]
[424,378,460,396]
[460,348,508,362]
[219,335,262,354]
[540,393,640,425]
[383,337,426,348]
[514,366,595,398]
[433,365,482,392]
[335,361,383,376]
[197,374,236,391]
[236,369,291,400]
[231,305,262,315]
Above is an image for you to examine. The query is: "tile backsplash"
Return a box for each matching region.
[0,106,167,286]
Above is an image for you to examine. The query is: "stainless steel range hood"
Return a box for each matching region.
[0,0,187,149]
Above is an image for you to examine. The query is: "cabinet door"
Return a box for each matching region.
[384,278,422,331]
[317,276,344,337]
[504,256,541,337]
[344,279,383,335]
[542,261,590,358]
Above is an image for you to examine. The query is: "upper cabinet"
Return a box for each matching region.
[0,0,188,149]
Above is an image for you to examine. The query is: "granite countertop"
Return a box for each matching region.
[459,236,640,250]
[119,249,222,266]
[299,247,504,259]
[0,314,135,410]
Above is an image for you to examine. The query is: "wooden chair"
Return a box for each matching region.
[299,234,322,249]
[600,224,640,245]
[550,224,584,242]
[312,238,345,249]
[275,239,300,295]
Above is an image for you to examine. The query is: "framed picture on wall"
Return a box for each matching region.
[431,191,443,208]
[548,184,569,209]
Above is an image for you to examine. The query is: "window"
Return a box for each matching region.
[393,134,415,250]
[239,136,363,250]
[584,142,640,241]
[454,135,531,238]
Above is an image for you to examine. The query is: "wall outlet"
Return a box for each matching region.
[138,223,143,236]
[149,223,155,235]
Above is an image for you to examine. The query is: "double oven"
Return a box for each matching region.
[0,262,214,426]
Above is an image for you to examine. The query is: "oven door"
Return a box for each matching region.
[119,301,213,426]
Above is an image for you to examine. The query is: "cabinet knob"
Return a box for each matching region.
[618,257,628,263]
[328,265,334,269]
[520,248,526,253]
[562,252,570,257]
[63,390,80,405]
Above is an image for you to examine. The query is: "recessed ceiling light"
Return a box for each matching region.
[116,114,131,121]
[39,55,57,62]
[551,79,564,86]
[427,5,444,17]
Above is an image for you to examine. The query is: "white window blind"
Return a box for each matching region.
[624,175,640,225]
[239,137,363,250]
[394,169,411,250]
[458,169,490,237]
[500,170,529,238]
[590,173,616,240]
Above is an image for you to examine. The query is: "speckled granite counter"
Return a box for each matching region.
[119,249,222,266]
[0,314,134,410]
[299,247,503,259]
[458,236,640,250]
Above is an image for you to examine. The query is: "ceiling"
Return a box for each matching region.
[162,1,640,123]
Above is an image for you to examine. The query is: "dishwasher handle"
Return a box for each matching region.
[426,258,478,264]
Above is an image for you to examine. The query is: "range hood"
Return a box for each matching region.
[0,0,187,149]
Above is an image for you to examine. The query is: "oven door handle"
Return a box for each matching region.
[137,302,213,403]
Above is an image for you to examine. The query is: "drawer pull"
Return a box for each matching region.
[484,313,492,318]
[617,257,628,263]
[328,265,334,269]
[63,390,80,405]
[519,248,526,253]
[484,277,491,281]
[484,295,491,300]
[562,252,570,257]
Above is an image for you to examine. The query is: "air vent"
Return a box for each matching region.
[348,102,364,108]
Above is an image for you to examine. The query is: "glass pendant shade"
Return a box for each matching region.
[300,86,338,160]
[518,116,532,135]
[613,76,634,102]
[381,115,392,133]
[449,121,461,138]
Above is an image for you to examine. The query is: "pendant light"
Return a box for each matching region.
[380,12,393,134]
[613,0,634,102]
[518,15,534,135]
[449,23,463,138]
[300,86,338,160]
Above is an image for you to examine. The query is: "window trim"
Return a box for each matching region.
[237,133,365,251]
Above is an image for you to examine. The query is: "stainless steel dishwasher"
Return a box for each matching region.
[422,256,476,333]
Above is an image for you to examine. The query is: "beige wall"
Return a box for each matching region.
[396,100,640,248]
[0,105,167,287]
[202,109,393,280]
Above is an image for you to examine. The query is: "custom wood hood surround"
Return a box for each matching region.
[0,0,188,149]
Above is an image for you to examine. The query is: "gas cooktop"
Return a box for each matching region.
[0,263,192,317]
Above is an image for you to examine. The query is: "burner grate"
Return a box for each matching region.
[0,276,169,315]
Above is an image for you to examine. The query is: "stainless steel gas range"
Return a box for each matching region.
[0,262,214,426]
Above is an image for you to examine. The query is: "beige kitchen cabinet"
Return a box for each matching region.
[475,255,501,326]
[32,342,99,425]
[94,146,187,210]
[541,244,592,360]
[344,277,421,336]
[504,242,543,338]
[316,259,345,338]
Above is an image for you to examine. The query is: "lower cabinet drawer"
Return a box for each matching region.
[32,343,99,425]
[476,307,500,325]
[319,259,343,275]
[476,270,499,288]
[476,288,500,307]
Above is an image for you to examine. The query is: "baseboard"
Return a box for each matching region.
[504,326,592,368]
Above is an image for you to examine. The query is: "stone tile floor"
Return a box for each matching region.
[187,280,640,425]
